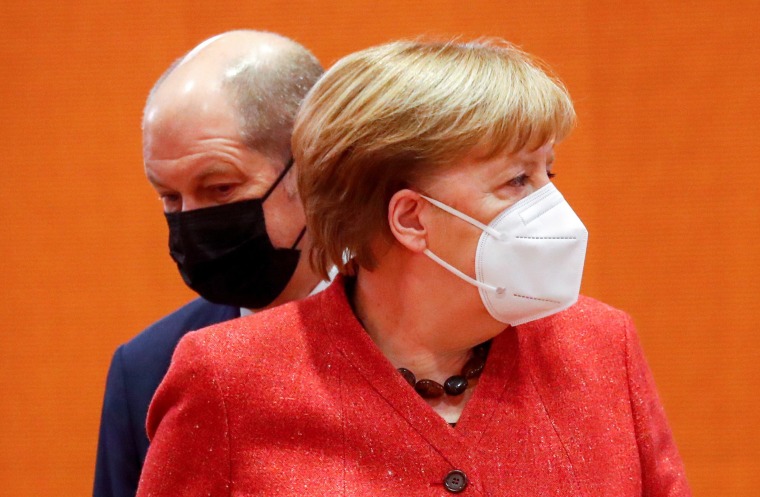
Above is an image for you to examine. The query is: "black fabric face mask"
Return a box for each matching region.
[165,160,305,309]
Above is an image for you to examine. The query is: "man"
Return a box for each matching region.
[93,31,325,497]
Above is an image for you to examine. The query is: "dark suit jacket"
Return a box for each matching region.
[93,298,239,497]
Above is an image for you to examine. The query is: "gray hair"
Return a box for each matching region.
[223,42,324,164]
[144,32,323,166]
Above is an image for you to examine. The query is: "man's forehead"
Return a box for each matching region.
[144,147,281,192]
[144,80,234,139]
[148,70,224,115]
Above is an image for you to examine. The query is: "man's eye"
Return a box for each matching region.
[160,193,180,204]
[210,184,235,195]
[159,193,181,212]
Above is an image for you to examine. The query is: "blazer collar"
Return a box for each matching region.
[315,275,521,490]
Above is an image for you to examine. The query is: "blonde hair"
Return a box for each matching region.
[293,39,576,278]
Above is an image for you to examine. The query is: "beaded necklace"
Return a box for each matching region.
[397,341,491,398]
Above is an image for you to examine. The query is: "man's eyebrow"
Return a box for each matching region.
[195,164,239,181]
[145,171,167,188]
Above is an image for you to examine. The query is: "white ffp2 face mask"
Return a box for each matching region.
[421,183,588,326]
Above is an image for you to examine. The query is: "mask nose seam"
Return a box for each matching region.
[485,183,560,232]
[517,193,564,224]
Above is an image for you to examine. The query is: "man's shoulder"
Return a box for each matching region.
[119,297,240,367]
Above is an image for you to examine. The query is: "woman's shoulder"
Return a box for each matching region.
[552,294,633,333]
[571,294,633,326]
[175,292,330,368]
[517,294,635,364]
[510,295,639,422]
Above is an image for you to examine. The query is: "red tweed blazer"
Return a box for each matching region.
[138,277,690,496]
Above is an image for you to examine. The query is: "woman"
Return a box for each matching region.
[138,40,690,496]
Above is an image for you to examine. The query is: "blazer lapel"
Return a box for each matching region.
[315,278,521,493]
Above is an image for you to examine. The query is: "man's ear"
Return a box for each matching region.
[283,164,299,198]
[388,189,428,253]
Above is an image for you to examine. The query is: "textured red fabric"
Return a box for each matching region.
[138,277,690,496]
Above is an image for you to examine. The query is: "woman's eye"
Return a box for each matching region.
[507,174,528,187]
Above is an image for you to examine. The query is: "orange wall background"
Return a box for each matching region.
[1,1,758,495]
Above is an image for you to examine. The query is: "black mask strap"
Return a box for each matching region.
[262,157,295,202]
[265,157,304,250]
[290,226,307,249]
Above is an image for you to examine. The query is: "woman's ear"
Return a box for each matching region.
[388,189,428,253]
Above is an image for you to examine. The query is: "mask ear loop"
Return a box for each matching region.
[422,248,504,294]
[262,157,295,201]
[263,157,305,251]
[290,226,306,249]
[418,194,505,295]
[419,194,505,241]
